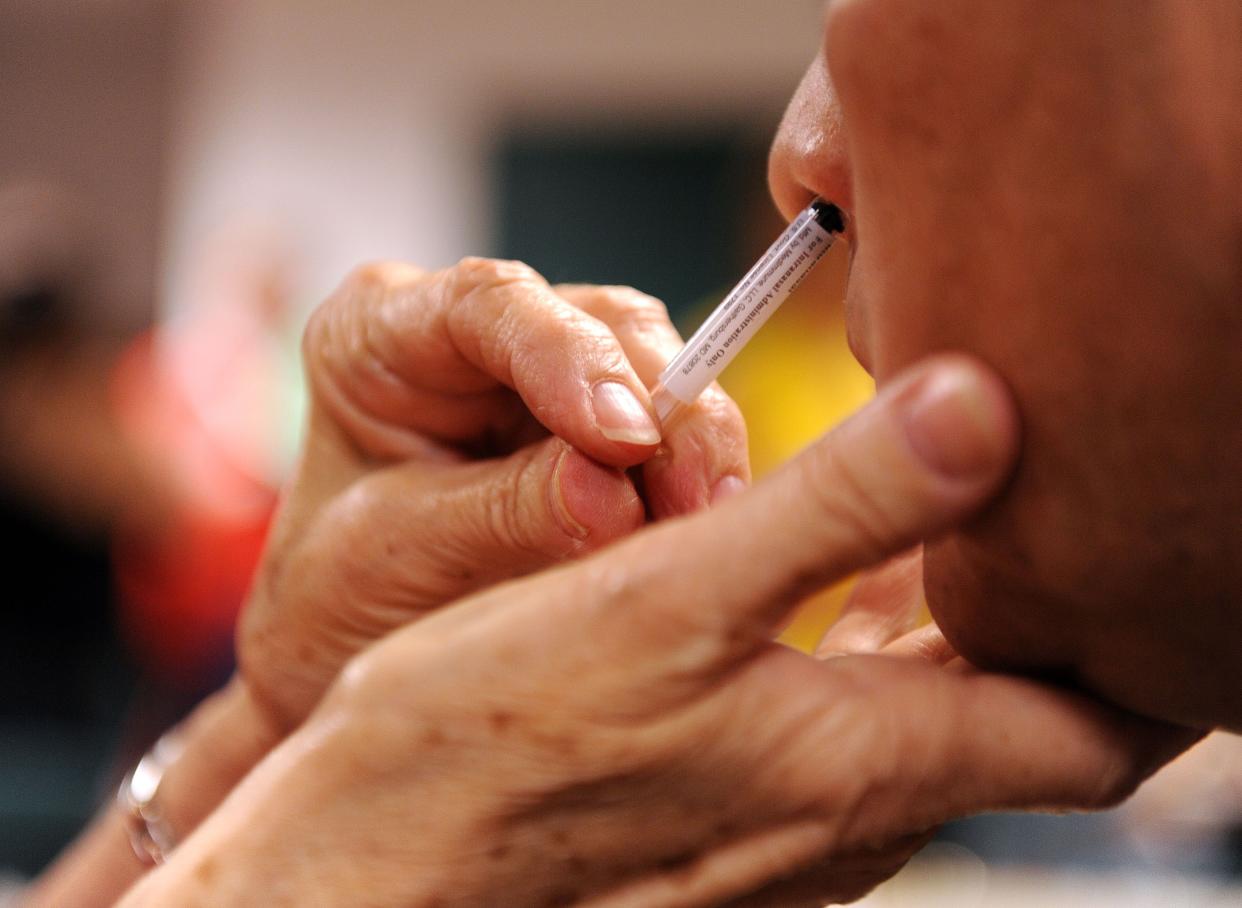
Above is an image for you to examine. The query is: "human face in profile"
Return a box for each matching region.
[768,0,1242,729]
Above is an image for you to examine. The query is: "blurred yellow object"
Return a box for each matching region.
[710,241,874,652]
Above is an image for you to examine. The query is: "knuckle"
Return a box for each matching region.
[501,299,625,387]
[575,536,651,610]
[452,255,543,293]
[693,386,749,441]
[597,286,674,335]
[603,286,669,321]
[339,260,419,297]
[342,260,389,292]
[300,296,332,366]
[495,297,595,397]
[332,632,440,727]
[304,261,411,374]
[572,549,687,649]
[447,257,569,372]
[302,270,398,409]
[301,291,358,401]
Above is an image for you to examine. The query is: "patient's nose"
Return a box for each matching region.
[768,50,853,225]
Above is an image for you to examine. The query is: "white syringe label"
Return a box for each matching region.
[658,211,834,404]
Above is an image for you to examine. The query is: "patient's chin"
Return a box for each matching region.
[924,533,1235,730]
[921,533,1080,679]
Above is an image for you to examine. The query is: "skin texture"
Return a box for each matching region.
[770,0,1242,730]
[27,261,751,908]
[55,1,1241,901]
[121,351,1190,907]
[240,259,751,734]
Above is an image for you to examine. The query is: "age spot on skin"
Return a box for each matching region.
[657,849,698,874]
[193,856,217,885]
[543,886,580,907]
[488,842,512,861]
[488,710,513,733]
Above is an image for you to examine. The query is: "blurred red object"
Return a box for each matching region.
[109,330,276,688]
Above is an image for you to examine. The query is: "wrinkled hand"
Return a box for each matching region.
[134,355,1193,908]
[239,259,749,732]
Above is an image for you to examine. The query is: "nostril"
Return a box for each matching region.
[810,200,847,235]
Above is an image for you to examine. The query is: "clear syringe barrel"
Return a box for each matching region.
[651,200,845,425]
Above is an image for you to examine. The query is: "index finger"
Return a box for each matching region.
[304,259,663,465]
[555,284,751,517]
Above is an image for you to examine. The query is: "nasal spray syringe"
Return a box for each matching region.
[650,200,847,426]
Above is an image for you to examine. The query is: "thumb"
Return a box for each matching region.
[342,437,646,605]
[418,437,647,569]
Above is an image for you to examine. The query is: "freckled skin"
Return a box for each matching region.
[104,10,1230,900]
[232,265,750,737]
[119,352,1189,908]
[488,842,511,861]
[191,858,216,886]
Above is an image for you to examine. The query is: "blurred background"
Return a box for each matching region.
[1,1,1240,903]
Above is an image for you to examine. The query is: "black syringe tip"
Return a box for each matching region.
[811,200,846,234]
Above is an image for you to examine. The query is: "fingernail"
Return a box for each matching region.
[901,366,1010,479]
[550,448,590,539]
[592,381,662,446]
[710,475,747,506]
[552,446,640,541]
